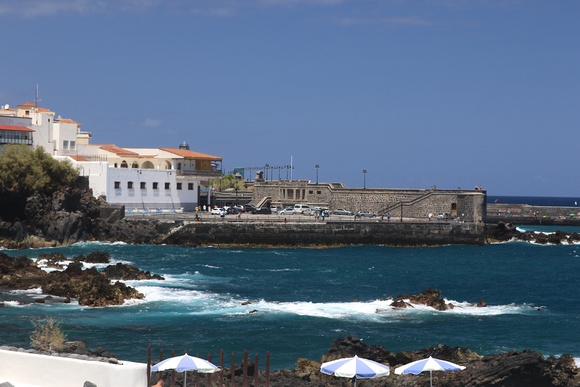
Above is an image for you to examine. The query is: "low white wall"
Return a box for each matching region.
[0,349,147,387]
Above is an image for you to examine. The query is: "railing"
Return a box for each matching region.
[148,346,270,387]
[177,169,222,177]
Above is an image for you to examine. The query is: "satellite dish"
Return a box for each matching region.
[3,104,8,109]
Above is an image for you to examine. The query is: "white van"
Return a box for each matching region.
[294,204,311,214]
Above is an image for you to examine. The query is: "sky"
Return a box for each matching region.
[1,0,579,197]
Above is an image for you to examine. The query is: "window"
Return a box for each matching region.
[70,141,76,150]
[63,140,69,150]
[140,182,146,189]
[176,183,182,190]
[127,181,133,189]
[309,190,313,194]
[165,182,170,190]
[188,183,194,190]
[317,191,322,195]
[114,181,121,189]
[153,182,159,189]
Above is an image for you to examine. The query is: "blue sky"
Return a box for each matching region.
[1,0,578,196]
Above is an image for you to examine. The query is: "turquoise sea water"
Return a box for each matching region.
[1,226,579,370]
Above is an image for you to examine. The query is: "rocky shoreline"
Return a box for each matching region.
[0,251,161,307]
[0,187,577,249]
[2,334,577,386]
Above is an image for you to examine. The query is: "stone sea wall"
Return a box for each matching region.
[486,203,580,226]
[163,220,486,246]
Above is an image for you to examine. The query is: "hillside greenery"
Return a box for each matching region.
[0,144,79,194]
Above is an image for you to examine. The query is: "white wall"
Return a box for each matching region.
[0,349,147,387]
[67,159,201,212]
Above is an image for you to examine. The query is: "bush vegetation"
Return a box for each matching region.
[30,316,68,351]
[0,144,79,194]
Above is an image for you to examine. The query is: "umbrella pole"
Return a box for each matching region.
[183,371,187,387]
[430,370,433,387]
[353,376,356,387]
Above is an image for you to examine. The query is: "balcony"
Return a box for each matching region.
[176,169,223,178]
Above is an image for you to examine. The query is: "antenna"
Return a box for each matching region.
[35,84,40,109]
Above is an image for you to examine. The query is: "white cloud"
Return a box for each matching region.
[334,15,433,27]
[0,0,162,18]
[143,118,162,127]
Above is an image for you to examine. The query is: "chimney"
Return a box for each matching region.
[179,141,189,150]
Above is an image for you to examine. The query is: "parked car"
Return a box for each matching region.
[294,204,311,214]
[437,212,451,219]
[242,204,256,213]
[356,210,376,218]
[302,208,316,216]
[252,207,272,214]
[333,208,352,216]
[227,207,243,214]
[277,208,296,215]
[211,207,225,215]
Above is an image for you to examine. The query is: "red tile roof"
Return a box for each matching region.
[0,125,35,132]
[56,118,81,126]
[18,102,36,107]
[100,146,140,157]
[159,148,222,161]
[67,155,89,162]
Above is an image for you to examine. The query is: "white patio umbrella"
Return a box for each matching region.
[321,355,390,386]
[395,356,466,387]
[151,353,220,387]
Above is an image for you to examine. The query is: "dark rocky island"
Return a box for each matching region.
[0,250,162,307]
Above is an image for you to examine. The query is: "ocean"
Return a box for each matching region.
[1,225,579,371]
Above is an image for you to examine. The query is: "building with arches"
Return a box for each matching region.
[1,101,222,212]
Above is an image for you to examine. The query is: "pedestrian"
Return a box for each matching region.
[387,212,391,221]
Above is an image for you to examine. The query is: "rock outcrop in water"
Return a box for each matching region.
[0,251,162,307]
[147,334,579,386]
[264,334,579,386]
[486,222,580,244]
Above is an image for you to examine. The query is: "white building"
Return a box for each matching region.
[2,102,223,212]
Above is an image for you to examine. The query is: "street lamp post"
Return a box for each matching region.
[265,164,269,181]
[315,164,319,185]
[362,169,367,190]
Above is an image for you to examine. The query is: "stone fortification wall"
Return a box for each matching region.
[163,220,486,246]
[253,182,486,222]
[486,203,580,225]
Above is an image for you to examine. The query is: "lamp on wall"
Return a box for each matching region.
[315,164,319,185]
[362,169,367,190]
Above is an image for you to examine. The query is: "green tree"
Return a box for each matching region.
[0,144,79,194]
[30,316,68,351]
[210,174,245,191]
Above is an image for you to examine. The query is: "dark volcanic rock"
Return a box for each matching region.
[264,335,579,386]
[103,262,164,280]
[393,288,453,311]
[37,252,70,269]
[42,263,144,307]
[0,252,145,307]
[486,222,520,242]
[74,251,111,264]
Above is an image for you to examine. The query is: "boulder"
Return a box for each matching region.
[102,263,164,280]
[393,288,453,311]
[75,251,111,264]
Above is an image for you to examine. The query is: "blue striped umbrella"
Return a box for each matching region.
[151,353,220,387]
[395,356,466,387]
[321,355,390,386]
